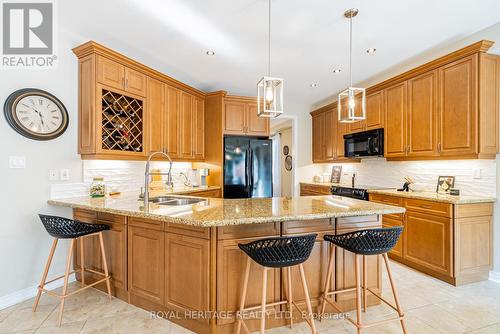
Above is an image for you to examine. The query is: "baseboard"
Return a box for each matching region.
[489,270,500,283]
[0,274,76,310]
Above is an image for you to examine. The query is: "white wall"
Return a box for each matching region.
[0,28,82,301]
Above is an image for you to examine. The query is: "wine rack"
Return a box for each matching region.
[101,89,143,152]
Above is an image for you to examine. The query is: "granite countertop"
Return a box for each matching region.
[48,193,405,228]
[368,189,496,204]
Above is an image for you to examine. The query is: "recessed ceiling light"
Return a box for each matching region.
[206,50,215,56]
[309,83,319,88]
[332,69,342,73]
[366,48,377,54]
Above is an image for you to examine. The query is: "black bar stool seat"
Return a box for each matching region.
[323,227,402,256]
[239,234,316,268]
[319,226,407,334]
[39,214,110,239]
[33,214,112,326]
[236,234,318,334]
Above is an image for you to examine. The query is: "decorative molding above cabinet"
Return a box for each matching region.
[311,40,499,162]
[73,41,205,161]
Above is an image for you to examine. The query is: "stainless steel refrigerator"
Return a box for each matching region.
[223,137,272,198]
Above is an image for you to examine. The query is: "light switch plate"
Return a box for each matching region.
[49,170,59,181]
[473,168,482,179]
[60,169,70,181]
[9,156,26,169]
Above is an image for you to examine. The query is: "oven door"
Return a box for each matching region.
[344,128,384,158]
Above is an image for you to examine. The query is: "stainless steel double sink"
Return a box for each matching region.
[147,196,206,206]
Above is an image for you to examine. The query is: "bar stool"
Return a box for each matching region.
[236,234,318,334]
[319,227,406,334]
[33,214,112,326]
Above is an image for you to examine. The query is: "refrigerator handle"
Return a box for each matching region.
[249,148,254,196]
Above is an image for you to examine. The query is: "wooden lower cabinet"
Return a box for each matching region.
[299,183,332,196]
[165,233,210,332]
[216,236,281,333]
[369,194,493,285]
[73,210,127,299]
[382,216,404,260]
[73,212,385,333]
[404,211,453,278]
[183,188,221,198]
[128,219,165,308]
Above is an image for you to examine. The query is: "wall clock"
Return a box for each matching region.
[4,88,69,140]
[285,155,293,171]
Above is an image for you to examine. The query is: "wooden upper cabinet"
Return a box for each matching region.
[246,103,269,136]
[384,82,407,158]
[165,85,181,158]
[407,70,438,157]
[180,92,194,159]
[223,98,269,136]
[312,112,325,162]
[74,41,206,161]
[193,97,205,159]
[336,117,348,160]
[324,108,335,160]
[125,68,147,97]
[224,102,245,134]
[96,56,146,97]
[147,78,164,154]
[365,90,385,130]
[438,55,477,157]
[97,56,125,90]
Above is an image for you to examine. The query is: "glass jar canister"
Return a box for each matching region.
[90,177,106,198]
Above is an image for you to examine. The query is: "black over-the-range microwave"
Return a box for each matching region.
[344,128,384,158]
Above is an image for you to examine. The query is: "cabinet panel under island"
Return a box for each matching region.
[49,194,404,333]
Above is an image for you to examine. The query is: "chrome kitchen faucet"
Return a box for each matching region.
[144,151,173,212]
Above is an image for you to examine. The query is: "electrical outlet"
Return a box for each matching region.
[49,170,59,181]
[60,169,70,181]
[473,168,482,179]
[9,156,26,169]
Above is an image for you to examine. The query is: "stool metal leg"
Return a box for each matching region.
[80,237,85,285]
[362,255,367,312]
[354,254,362,334]
[98,232,112,300]
[383,254,407,334]
[299,264,317,334]
[319,244,335,318]
[33,238,58,312]
[286,266,293,329]
[260,268,268,334]
[58,239,75,326]
[236,257,251,334]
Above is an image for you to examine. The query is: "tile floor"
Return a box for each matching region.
[1,261,500,333]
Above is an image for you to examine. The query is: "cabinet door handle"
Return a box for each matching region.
[125,78,128,88]
[420,204,432,209]
[437,142,441,153]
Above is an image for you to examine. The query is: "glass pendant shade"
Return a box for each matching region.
[257,76,284,118]
[338,86,366,123]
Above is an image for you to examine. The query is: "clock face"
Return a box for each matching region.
[4,89,69,140]
[15,95,63,134]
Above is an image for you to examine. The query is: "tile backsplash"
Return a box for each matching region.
[50,160,193,199]
[317,158,497,196]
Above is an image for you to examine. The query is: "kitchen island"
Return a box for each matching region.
[49,194,404,334]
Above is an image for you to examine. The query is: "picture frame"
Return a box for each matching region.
[330,166,342,183]
[436,176,455,193]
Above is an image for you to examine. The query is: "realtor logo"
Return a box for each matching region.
[1,1,57,68]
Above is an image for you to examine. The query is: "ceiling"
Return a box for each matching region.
[61,0,500,109]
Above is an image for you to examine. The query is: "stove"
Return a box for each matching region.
[331,185,394,201]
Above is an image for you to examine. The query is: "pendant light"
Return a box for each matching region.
[257,0,284,118]
[338,8,366,123]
